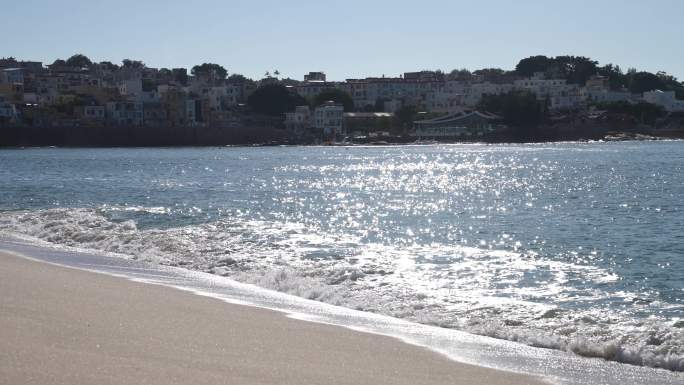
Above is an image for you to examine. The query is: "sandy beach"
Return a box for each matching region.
[0,251,547,385]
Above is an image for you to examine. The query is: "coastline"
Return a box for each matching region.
[0,251,546,385]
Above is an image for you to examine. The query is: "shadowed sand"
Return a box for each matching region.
[0,252,547,385]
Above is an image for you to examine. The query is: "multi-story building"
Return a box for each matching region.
[643,90,684,112]
[284,105,312,138]
[580,75,635,105]
[313,102,344,140]
[514,72,580,110]
[304,72,326,82]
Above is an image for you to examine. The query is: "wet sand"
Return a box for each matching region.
[0,251,547,385]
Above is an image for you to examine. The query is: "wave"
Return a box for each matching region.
[0,207,682,372]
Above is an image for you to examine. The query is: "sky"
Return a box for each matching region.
[2,0,683,81]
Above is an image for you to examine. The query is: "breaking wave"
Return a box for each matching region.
[1,207,682,371]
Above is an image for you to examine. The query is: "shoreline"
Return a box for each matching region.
[0,250,547,385]
[1,134,682,150]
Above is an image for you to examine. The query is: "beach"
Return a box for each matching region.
[0,251,546,385]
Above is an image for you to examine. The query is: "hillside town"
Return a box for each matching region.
[1,54,684,146]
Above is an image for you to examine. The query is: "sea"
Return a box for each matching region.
[1,142,682,384]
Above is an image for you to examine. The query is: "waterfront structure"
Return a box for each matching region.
[412,110,502,138]
[344,112,394,137]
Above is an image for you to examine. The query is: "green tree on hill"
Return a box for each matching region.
[247,84,307,116]
[172,68,188,85]
[515,55,598,85]
[478,91,545,139]
[192,63,228,80]
[65,54,92,68]
[98,61,119,71]
[473,68,513,82]
[122,59,145,69]
[628,72,666,94]
[448,68,472,80]
[228,74,248,83]
[515,55,555,77]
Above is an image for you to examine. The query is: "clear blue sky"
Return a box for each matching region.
[3,0,683,81]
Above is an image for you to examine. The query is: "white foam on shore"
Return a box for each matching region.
[0,207,683,373]
[2,239,683,385]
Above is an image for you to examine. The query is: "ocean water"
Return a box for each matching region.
[1,142,683,372]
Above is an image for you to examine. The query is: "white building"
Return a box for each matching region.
[294,82,336,99]
[580,75,635,104]
[443,80,515,107]
[284,105,311,136]
[581,89,635,104]
[514,73,580,110]
[643,90,684,112]
[313,102,344,140]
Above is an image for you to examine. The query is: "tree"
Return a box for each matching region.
[656,71,684,99]
[473,68,511,82]
[312,89,354,111]
[448,68,472,80]
[515,55,598,84]
[159,68,173,77]
[65,54,92,68]
[478,91,544,138]
[395,105,417,134]
[122,59,145,69]
[191,63,228,80]
[628,72,666,94]
[172,68,188,85]
[595,101,665,125]
[142,78,156,92]
[98,61,119,71]
[51,59,66,67]
[515,55,554,77]
[228,74,248,83]
[598,64,628,90]
[553,56,598,84]
[247,84,307,116]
